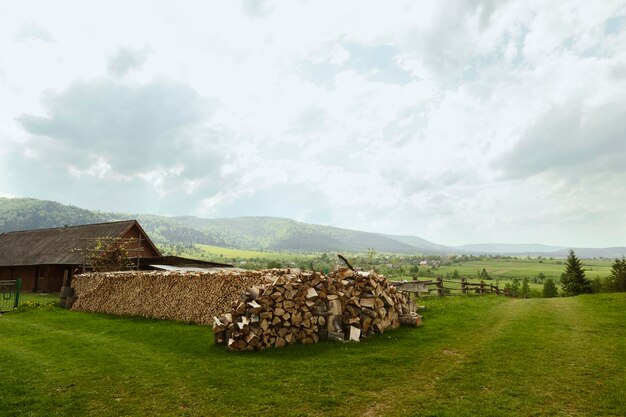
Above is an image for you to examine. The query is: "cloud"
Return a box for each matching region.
[107,46,152,77]
[12,77,237,208]
[15,22,54,43]
[496,99,626,179]
[1,1,626,246]
[19,78,209,172]
[240,0,274,18]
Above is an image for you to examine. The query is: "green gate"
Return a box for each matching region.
[0,279,22,312]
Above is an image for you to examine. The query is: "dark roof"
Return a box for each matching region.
[0,220,161,267]
[136,256,234,269]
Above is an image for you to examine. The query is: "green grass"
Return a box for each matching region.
[19,293,59,305]
[436,258,614,281]
[189,244,311,260]
[1,294,624,416]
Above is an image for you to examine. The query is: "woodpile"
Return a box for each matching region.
[213,267,422,351]
[70,269,290,324]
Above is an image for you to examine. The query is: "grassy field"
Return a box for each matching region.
[184,245,614,285]
[436,258,614,281]
[1,293,624,416]
[188,244,311,261]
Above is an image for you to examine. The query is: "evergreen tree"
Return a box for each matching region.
[542,278,558,298]
[608,256,626,292]
[560,250,592,296]
[451,269,460,280]
[480,268,491,280]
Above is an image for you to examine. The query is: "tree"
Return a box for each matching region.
[451,269,460,280]
[84,237,136,272]
[505,278,521,297]
[560,250,592,296]
[542,278,558,298]
[608,257,626,292]
[521,277,530,298]
[480,268,491,280]
[366,248,377,270]
[535,272,546,284]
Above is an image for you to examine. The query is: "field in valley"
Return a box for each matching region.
[1,293,624,416]
[435,258,614,281]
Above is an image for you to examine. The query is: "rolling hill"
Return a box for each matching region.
[1,197,624,257]
[0,198,444,254]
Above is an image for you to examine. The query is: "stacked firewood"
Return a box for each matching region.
[213,267,422,350]
[70,269,279,324]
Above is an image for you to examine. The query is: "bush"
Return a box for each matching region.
[542,279,558,298]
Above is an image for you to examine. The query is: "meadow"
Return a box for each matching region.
[178,244,615,293]
[435,258,614,281]
[1,293,624,416]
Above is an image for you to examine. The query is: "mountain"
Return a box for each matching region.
[170,216,434,253]
[1,197,624,258]
[453,243,626,259]
[384,234,452,253]
[0,198,444,254]
[454,243,566,254]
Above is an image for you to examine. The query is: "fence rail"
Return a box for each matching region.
[391,277,515,298]
[0,278,22,312]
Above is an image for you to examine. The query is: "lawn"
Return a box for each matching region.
[1,293,624,416]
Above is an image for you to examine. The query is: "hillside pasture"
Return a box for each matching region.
[435,258,614,281]
[1,293,624,416]
[189,243,312,261]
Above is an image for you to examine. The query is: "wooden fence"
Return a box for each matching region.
[391,277,515,298]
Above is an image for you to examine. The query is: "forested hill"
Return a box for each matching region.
[0,198,445,254]
[1,198,624,257]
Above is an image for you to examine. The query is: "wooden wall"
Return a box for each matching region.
[0,265,71,293]
[121,224,160,258]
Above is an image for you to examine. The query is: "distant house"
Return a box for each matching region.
[0,220,161,292]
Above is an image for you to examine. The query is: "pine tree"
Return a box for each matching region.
[480,268,491,280]
[560,249,592,296]
[542,278,558,298]
[609,256,626,292]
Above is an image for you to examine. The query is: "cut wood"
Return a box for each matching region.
[210,267,419,351]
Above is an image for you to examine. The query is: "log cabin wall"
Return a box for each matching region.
[121,225,160,258]
[0,220,161,293]
[0,265,71,292]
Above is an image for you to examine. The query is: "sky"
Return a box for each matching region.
[0,1,625,247]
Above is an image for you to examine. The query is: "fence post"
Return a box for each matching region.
[495,284,499,295]
[437,277,444,297]
[480,280,485,295]
[461,278,467,295]
[14,278,22,309]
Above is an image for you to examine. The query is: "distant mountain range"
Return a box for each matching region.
[1,197,624,258]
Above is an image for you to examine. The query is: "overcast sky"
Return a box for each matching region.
[1,1,625,247]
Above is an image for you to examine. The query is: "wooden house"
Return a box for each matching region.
[0,220,161,292]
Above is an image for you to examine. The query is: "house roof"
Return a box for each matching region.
[0,220,161,267]
[136,256,234,269]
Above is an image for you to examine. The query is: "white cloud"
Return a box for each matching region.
[0,0,625,247]
[107,46,152,77]
[15,22,54,43]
